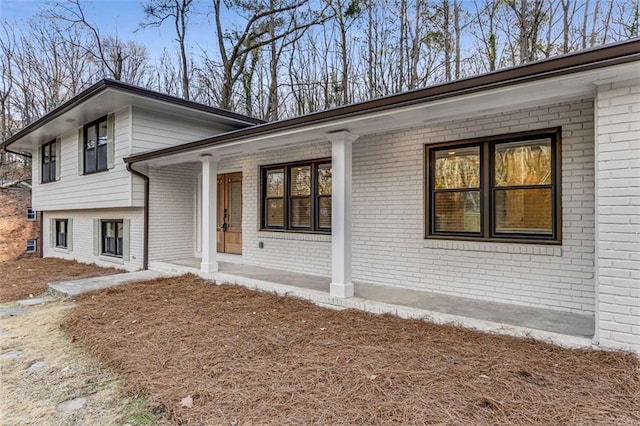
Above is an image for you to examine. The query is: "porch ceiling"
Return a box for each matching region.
[138,61,638,168]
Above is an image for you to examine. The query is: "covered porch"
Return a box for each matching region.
[149,257,595,349]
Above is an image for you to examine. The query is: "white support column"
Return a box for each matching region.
[328,131,358,298]
[200,157,218,274]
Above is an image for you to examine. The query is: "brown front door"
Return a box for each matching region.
[217,172,242,254]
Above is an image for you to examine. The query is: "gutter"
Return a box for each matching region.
[125,162,150,270]
[1,79,264,149]
[2,146,32,159]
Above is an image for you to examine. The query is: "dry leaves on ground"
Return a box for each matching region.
[0,258,121,302]
[0,299,164,425]
[66,275,640,425]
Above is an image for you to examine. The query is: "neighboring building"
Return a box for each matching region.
[0,180,40,261]
[2,39,639,353]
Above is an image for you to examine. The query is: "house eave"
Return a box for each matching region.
[2,79,264,151]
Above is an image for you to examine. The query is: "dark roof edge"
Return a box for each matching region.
[1,79,265,148]
[124,38,640,165]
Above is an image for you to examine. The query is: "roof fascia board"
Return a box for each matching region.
[2,79,263,148]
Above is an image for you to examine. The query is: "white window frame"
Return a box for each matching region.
[26,239,37,254]
[26,208,36,221]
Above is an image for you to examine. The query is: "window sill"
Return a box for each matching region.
[98,254,124,264]
[423,239,562,256]
[53,247,70,254]
[83,169,109,176]
[257,231,331,243]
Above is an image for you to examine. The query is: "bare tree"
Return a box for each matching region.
[211,0,325,110]
[140,0,194,99]
[50,0,151,82]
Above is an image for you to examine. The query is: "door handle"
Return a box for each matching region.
[221,222,228,232]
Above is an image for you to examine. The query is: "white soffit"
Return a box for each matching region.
[9,89,251,150]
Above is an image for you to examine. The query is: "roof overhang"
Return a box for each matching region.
[125,38,640,167]
[2,79,264,151]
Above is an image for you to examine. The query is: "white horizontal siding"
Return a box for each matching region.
[130,107,231,154]
[32,107,134,211]
[42,208,144,271]
[130,107,236,206]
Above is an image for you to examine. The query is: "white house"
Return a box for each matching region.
[3,39,639,353]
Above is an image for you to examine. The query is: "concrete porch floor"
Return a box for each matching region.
[151,257,595,347]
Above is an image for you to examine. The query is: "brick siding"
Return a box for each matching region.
[595,80,640,351]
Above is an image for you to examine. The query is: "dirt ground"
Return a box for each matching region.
[0,298,165,425]
[0,258,121,302]
[0,187,40,262]
[66,275,640,425]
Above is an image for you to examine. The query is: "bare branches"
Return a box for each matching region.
[140,0,195,99]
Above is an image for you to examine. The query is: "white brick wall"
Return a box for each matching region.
[595,80,640,352]
[148,100,597,316]
[42,208,144,271]
[351,99,596,315]
[218,143,333,276]
[146,145,333,276]
[148,164,199,261]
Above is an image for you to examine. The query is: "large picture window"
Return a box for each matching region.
[426,128,561,243]
[102,219,123,257]
[84,116,108,174]
[41,140,57,183]
[261,159,332,233]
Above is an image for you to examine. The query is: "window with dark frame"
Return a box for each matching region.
[101,219,123,257]
[261,159,332,233]
[426,128,561,243]
[55,219,68,248]
[84,116,108,174]
[41,140,56,183]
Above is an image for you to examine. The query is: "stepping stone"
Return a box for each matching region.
[17,297,48,306]
[2,350,22,359]
[57,397,87,412]
[27,360,48,373]
[0,308,24,317]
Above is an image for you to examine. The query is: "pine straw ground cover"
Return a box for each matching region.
[0,258,121,302]
[66,275,640,425]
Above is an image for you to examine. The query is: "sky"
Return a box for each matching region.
[0,0,217,57]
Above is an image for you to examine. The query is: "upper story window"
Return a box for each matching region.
[425,128,561,243]
[84,116,108,174]
[26,208,36,221]
[261,159,332,233]
[41,140,57,183]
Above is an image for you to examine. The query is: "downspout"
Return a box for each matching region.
[126,162,149,270]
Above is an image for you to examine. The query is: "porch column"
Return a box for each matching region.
[328,131,358,298]
[200,157,218,274]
